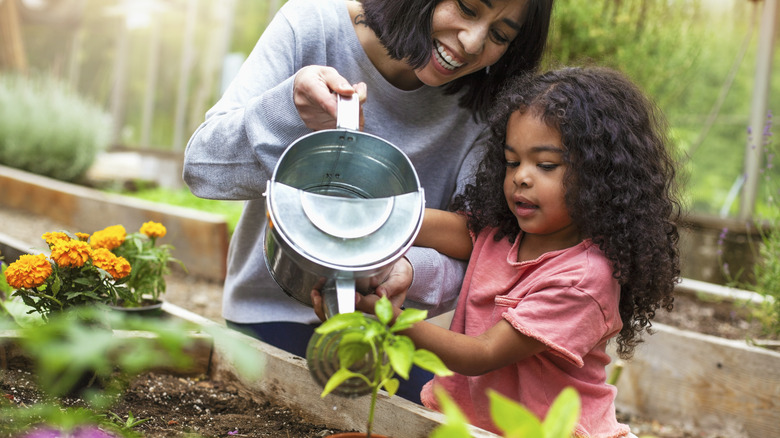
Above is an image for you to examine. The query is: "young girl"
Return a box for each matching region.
[335,66,681,437]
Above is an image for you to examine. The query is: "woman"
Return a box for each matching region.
[182,0,553,401]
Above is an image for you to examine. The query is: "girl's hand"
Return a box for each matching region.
[293,66,367,131]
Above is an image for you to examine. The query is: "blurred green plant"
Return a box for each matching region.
[430,386,581,438]
[748,113,780,336]
[716,112,780,338]
[0,74,112,182]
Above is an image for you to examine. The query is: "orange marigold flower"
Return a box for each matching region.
[75,232,90,241]
[4,254,52,289]
[90,225,127,250]
[140,221,167,238]
[92,248,132,279]
[50,239,92,268]
[42,231,70,247]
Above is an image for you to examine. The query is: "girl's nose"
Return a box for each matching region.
[459,24,488,55]
[512,166,532,187]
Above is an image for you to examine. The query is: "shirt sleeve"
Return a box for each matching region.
[501,276,620,368]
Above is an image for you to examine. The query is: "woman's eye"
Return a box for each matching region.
[490,29,510,45]
[456,0,477,17]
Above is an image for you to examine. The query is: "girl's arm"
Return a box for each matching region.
[356,295,547,376]
[414,208,473,260]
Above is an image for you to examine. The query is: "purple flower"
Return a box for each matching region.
[18,426,116,438]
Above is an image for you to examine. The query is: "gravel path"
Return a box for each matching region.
[0,205,226,324]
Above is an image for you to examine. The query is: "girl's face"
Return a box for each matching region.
[503,111,578,243]
[415,0,527,86]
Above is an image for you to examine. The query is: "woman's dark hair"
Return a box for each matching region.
[361,0,553,120]
[453,66,682,359]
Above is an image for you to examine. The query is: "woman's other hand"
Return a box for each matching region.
[293,66,367,131]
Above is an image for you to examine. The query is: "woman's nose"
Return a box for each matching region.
[459,24,488,55]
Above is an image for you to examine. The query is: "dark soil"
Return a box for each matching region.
[0,368,355,438]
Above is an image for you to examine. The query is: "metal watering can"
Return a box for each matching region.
[263,94,425,396]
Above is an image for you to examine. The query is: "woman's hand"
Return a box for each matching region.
[293,66,367,131]
[370,257,412,308]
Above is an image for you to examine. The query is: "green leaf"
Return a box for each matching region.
[385,336,414,380]
[375,296,394,325]
[321,368,360,398]
[488,390,544,437]
[430,387,472,438]
[382,377,399,397]
[542,387,581,438]
[338,341,371,369]
[413,349,453,377]
[391,308,427,332]
[316,312,365,335]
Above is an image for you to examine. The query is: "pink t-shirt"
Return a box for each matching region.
[420,228,632,438]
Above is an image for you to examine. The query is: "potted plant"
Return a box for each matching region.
[309,296,452,438]
[2,221,181,321]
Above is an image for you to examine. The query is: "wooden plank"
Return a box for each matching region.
[609,322,780,437]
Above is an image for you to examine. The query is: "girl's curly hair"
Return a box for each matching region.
[452,66,682,358]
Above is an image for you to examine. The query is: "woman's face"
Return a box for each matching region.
[415,0,527,86]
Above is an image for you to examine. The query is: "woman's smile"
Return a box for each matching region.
[433,40,465,71]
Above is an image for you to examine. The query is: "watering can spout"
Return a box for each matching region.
[322,278,357,319]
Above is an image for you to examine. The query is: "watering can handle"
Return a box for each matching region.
[336,93,360,131]
[322,278,357,319]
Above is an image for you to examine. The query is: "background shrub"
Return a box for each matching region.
[0,74,112,182]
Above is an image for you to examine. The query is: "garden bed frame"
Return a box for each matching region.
[608,278,779,437]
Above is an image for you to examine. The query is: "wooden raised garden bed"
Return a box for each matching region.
[608,278,780,437]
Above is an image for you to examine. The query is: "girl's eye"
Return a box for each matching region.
[505,161,520,168]
[538,163,559,171]
[456,0,477,17]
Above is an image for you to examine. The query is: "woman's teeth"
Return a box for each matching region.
[435,41,464,70]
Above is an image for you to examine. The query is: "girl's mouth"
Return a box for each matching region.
[514,201,539,217]
[434,41,464,71]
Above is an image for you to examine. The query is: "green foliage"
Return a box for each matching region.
[314,297,452,437]
[430,386,581,438]
[546,0,780,216]
[113,186,244,235]
[0,74,111,182]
